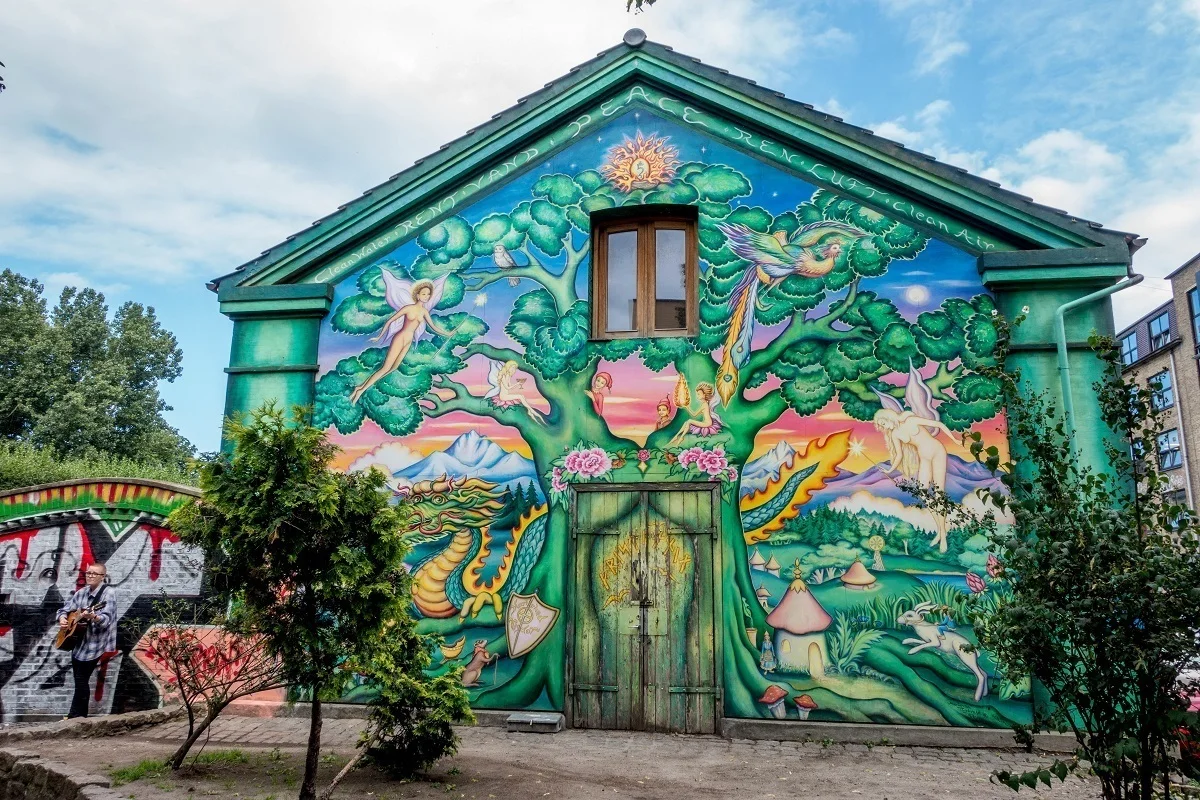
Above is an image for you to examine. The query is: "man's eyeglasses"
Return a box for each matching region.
[84,571,104,577]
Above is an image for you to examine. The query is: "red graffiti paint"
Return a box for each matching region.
[73,523,95,590]
[93,650,120,701]
[145,526,180,581]
[0,530,38,579]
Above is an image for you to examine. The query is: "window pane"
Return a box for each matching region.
[1150,313,1170,350]
[654,228,687,330]
[1121,333,1139,366]
[605,230,638,333]
[1191,289,1200,344]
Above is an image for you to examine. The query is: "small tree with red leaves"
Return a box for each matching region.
[139,599,286,770]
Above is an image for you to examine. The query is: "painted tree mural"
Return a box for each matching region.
[313,120,1010,724]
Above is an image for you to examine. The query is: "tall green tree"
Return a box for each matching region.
[0,269,192,465]
[170,405,469,800]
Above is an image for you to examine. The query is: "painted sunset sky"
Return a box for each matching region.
[317,109,1008,475]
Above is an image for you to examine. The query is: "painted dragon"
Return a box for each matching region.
[404,476,548,619]
[403,431,850,618]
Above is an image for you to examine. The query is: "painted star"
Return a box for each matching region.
[848,438,866,458]
[474,293,489,307]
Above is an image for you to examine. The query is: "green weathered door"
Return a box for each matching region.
[571,487,717,733]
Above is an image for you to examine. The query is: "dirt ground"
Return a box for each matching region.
[29,718,1102,800]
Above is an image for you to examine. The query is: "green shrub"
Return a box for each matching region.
[0,441,197,491]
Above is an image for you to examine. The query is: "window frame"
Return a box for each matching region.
[1158,428,1182,471]
[1150,369,1174,411]
[1120,332,1139,366]
[1190,288,1200,345]
[591,208,699,340]
[1149,312,1171,351]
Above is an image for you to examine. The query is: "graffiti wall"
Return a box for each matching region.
[0,481,204,720]
[313,105,1021,728]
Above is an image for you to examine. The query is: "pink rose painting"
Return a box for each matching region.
[636,449,651,463]
[564,447,612,478]
[694,448,728,476]
[551,466,568,493]
[678,447,704,468]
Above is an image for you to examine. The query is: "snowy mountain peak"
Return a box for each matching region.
[445,430,506,468]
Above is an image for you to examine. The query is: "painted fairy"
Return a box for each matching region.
[669,381,722,444]
[350,271,453,404]
[485,360,547,424]
[872,361,959,552]
[584,371,613,417]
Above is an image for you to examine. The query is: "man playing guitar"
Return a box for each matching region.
[55,562,118,719]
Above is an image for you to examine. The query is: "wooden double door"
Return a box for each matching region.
[570,487,719,734]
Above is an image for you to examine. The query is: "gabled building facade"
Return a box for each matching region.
[213,31,1141,733]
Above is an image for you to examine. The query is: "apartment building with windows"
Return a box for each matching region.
[1118,252,1200,508]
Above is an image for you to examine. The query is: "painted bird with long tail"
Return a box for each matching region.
[715,221,861,405]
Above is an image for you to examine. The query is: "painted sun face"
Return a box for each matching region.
[600,132,680,193]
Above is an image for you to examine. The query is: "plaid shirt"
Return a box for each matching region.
[55,585,118,662]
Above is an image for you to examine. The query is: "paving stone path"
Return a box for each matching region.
[30,714,1101,799]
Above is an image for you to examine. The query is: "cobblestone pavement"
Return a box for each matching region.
[31,714,1100,799]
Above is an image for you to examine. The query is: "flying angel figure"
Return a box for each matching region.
[714,221,861,406]
[484,359,547,424]
[871,361,959,553]
[492,244,522,287]
[349,270,453,404]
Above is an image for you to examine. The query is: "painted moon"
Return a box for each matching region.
[904,284,931,305]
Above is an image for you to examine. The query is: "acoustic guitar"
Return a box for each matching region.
[54,599,107,651]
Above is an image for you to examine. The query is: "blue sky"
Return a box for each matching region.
[2,0,1197,452]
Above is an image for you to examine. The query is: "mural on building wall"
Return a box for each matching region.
[0,482,204,720]
[314,107,1022,728]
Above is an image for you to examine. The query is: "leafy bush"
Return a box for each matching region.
[0,441,197,491]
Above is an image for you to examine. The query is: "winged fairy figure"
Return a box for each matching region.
[350,270,453,404]
[871,361,959,552]
[714,221,861,405]
[484,359,547,424]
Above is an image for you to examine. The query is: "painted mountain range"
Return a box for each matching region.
[741,440,1002,504]
[394,430,541,495]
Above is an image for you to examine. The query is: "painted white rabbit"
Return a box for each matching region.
[896,601,989,702]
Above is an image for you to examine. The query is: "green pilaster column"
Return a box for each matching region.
[980,245,1132,477]
[217,283,334,438]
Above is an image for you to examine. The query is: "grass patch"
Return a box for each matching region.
[110,759,168,787]
[191,749,249,766]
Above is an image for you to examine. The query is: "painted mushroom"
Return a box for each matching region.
[840,559,878,591]
[755,584,772,609]
[764,554,781,577]
[750,548,767,572]
[759,684,789,719]
[766,560,832,676]
[795,694,818,721]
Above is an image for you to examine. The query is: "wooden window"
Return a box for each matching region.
[591,211,698,339]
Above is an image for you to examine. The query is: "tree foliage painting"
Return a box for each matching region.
[313,109,1016,727]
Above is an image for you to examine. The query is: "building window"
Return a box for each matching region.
[1191,289,1200,348]
[1150,370,1174,411]
[1149,312,1171,350]
[1120,332,1139,366]
[592,210,697,338]
[1158,429,1182,470]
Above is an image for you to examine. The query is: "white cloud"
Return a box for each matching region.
[878,0,970,76]
[348,442,421,476]
[0,0,813,289]
[987,129,1126,218]
[40,272,130,300]
[870,100,987,172]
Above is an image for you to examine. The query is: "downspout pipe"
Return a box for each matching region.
[1054,272,1144,459]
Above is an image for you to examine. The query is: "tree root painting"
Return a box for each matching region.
[314,106,1019,727]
